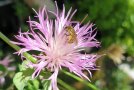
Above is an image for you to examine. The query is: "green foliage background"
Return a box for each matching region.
[65,0,134,55]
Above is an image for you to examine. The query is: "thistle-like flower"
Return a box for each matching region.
[12,3,100,90]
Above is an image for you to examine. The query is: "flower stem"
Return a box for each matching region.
[61,70,98,90]
[0,32,20,51]
[0,32,37,63]
[58,78,76,90]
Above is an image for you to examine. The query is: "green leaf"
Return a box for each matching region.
[40,70,52,79]
[32,79,40,89]
[0,64,7,76]
[22,68,34,77]
[13,72,31,90]
[42,80,51,90]
[19,60,35,77]
[25,79,39,90]
[0,64,7,72]
[19,60,30,71]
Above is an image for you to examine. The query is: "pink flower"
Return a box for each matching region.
[0,55,15,86]
[12,2,100,90]
[0,55,15,71]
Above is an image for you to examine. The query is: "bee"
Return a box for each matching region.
[65,26,78,44]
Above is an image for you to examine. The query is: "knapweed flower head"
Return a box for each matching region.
[12,3,100,90]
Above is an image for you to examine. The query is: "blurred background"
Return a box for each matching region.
[0,0,134,90]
